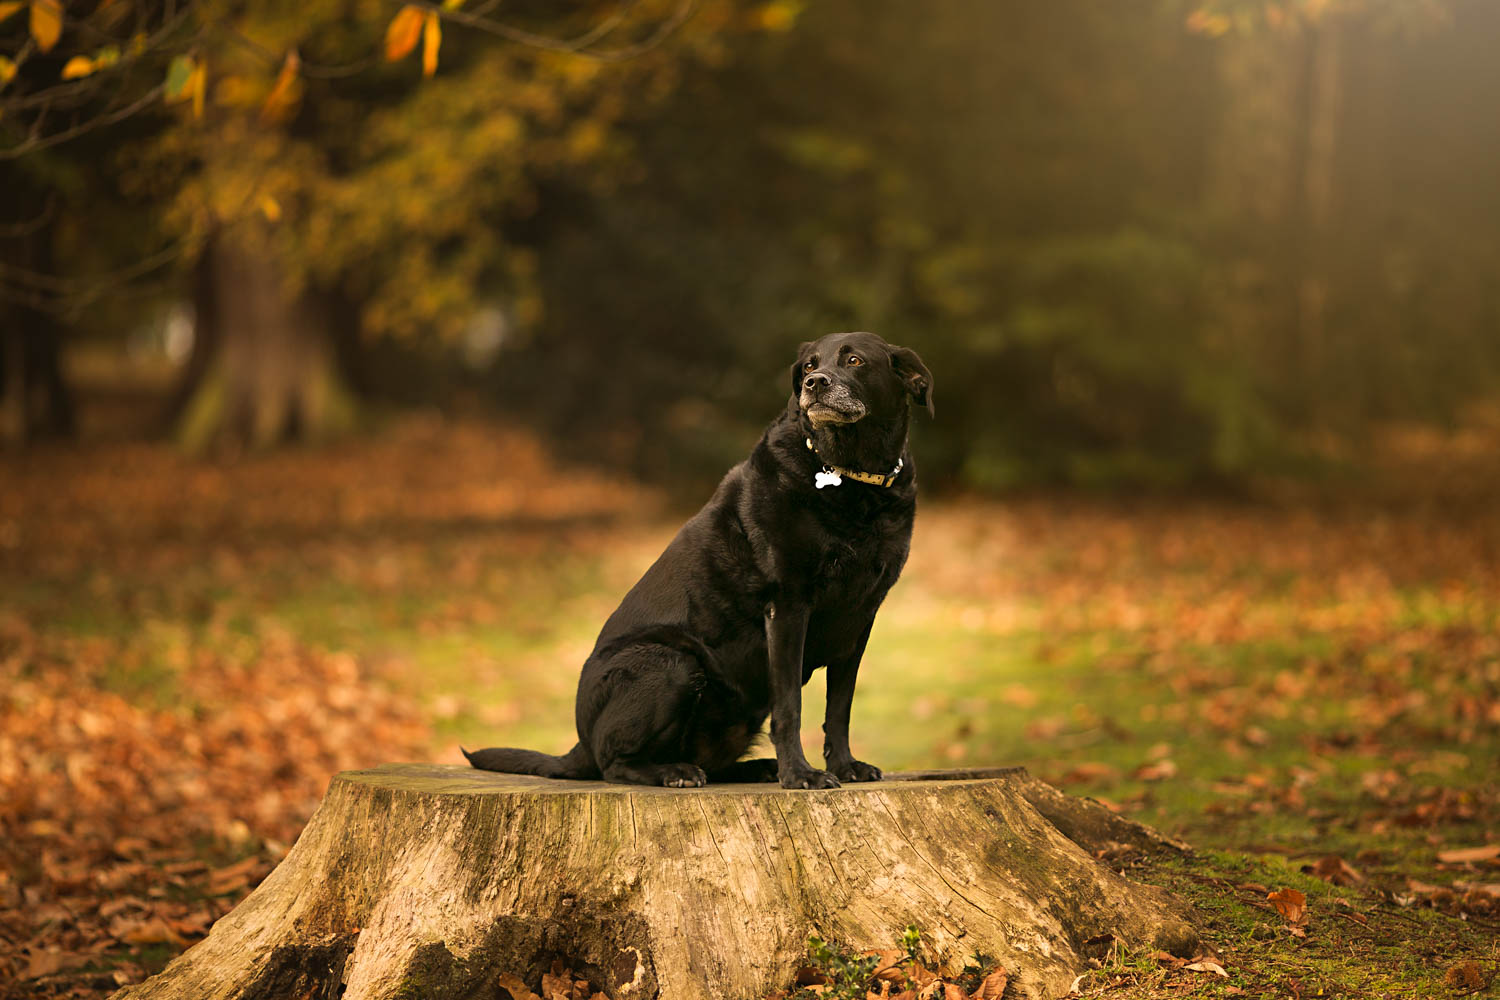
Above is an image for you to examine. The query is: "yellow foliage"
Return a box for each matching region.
[566,120,605,161]
[0,2,22,26]
[214,75,261,109]
[30,0,63,53]
[60,55,96,80]
[188,63,206,118]
[752,0,802,33]
[422,11,440,78]
[384,5,424,62]
[259,51,303,124]
[0,55,14,88]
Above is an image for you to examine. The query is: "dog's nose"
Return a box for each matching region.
[803,372,831,391]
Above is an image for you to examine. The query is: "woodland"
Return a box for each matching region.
[1,1,1498,998]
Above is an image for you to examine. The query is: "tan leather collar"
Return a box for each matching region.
[806,438,904,489]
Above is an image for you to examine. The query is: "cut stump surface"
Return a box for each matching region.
[115,764,1199,1000]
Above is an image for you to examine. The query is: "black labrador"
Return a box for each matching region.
[465,331,933,789]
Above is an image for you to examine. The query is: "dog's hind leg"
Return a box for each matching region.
[602,758,707,788]
[707,758,779,783]
[581,646,710,787]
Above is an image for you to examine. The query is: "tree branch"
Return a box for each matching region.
[407,0,699,62]
[0,84,168,159]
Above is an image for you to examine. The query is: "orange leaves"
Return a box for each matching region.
[386,6,443,76]
[496,960,608,1000]
[59,45,117,80]
[1267,887,1307,924]
[1436,844,1500,865]
[1304,855,1363,886]
[385,5,424,62]
[60,55,94,78]
[164,54,206,118]
[0,611,430,993]
[790,933,1006,1000]
[259,50,303,124]
[422,10,441,77]
[969,967,1009,998]
[29,0,63,53]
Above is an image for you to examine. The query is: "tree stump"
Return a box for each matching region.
[116,765,1199,1000]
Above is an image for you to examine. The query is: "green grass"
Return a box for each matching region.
[7,498,1498,998]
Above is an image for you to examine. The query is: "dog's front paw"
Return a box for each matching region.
[830,758,883,783]
[779,765,841,790]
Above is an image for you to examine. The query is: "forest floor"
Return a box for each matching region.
[1,412,1497,999]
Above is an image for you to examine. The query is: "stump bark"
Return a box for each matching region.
[115,765,1199,1000]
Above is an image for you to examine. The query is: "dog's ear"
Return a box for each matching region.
[890,345,934,417]
[789,341,814,396]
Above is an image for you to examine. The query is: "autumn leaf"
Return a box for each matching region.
[1443,961,1488,992]
[0,56,16,88]
[188,61,206,118]
[110,915,187,947]
[259,50,303,124]
[1304,855,1363,886]
[868,950,905,983]
[60,55,95,79]
[1185,959,1229,977]
[164,54,195,101]
[1436,844,1500,865]
[29,0,63,52]
[1133,758,1178,781]
[422,11,441,77]
[0,1,23,25]
[969,967,1008,999]
[384,5,424,62]
[1267,887,1307,923]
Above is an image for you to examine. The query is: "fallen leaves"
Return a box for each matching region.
[1436,844,1500,865]
[1183,958,1229,977]
[1303,855,1363,886]
[779,935,1007,1000]
[1267,887,1307,924]
[969,967,1008,998]
[1443,960,1491,992]
[0,631,430,994]
[1132,758,1178,782]
[0,418,659,998]
[497,961,609,1000]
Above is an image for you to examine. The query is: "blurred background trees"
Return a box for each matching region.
[3,0,1499,488]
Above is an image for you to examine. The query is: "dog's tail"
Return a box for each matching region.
[462,742,599,780]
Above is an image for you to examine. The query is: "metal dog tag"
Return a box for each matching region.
[814,468,843,489]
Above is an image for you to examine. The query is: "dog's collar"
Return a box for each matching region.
[805,438,904,489]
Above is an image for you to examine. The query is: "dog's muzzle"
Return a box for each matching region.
[800,385,867,428]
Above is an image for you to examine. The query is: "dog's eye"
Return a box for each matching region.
[846,355,863,366]
[803,361,816,373]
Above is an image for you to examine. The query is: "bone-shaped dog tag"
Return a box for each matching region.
[814,469,842,489]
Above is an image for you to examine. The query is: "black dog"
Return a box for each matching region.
[465,331,932,789]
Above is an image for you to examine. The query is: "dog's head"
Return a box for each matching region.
[791,332,934,429]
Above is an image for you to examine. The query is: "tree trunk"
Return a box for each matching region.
[172,227,356,451]
[116,765,1199,1000]
[0,208,75,447]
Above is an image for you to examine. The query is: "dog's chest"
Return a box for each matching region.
[808,521,907,610]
